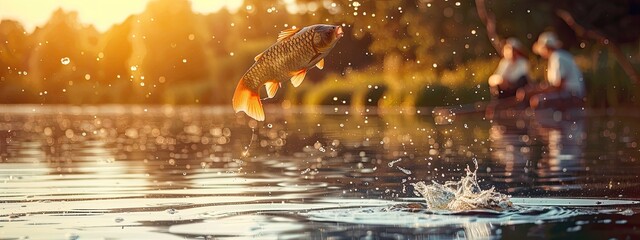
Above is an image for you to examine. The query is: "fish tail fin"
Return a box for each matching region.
[232,79,265,121]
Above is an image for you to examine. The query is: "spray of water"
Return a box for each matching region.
[240,127,257,158]
[412,160,512,211]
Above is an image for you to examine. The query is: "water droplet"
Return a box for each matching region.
[388,158,402,167]
[397,166,412,175]
[60,57,70,65]
[115,217,124,223]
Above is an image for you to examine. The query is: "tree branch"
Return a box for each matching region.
[475,0,503,56]
[556,9,639,85]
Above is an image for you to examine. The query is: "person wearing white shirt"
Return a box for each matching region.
[488,38,530,99]
[524,32,586,109]
[485,38,531,118]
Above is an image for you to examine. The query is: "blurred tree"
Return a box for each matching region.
[0,0,637,107]
[98,16,133,82]
[0,20,31,103]
[296,0,499,108]
[96,16,134,103]
[27,9,100,103]
[129,0,213,103]
[553,0,640,84]
[0,20,30,78]
[304,0,497,71]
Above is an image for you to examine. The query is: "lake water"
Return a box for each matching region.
[1,105,640,239]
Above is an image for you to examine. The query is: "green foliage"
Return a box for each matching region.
[302,57,497,108]
[0,0,637,108]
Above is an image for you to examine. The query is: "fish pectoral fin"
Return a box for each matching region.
[290,69,307,88]
[264,81,279,98]
[254,52,265,61]
[316,59,325,70]
[277,27,300,42]
[232,79,265,121]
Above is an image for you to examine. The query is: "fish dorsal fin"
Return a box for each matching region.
[264,81,279,98]
[254,52,264,61]
[277,27,300,42]
[290,69,307,88]
[316,59,325,70]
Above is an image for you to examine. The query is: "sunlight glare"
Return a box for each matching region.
[0,0,244,32]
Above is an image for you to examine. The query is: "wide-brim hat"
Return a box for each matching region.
[533,32,562,55]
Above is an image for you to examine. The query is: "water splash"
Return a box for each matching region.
[241,128,256,157]
[412,161,512,211]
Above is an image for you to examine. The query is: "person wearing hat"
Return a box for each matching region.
[488,38,530,99]
[522,31,586,109]
[485,38,531,118]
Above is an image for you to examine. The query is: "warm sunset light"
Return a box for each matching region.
[0,0,244,32]
[1,1,639,238]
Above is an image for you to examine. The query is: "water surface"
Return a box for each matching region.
[1,105,640,239]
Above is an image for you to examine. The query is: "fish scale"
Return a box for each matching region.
[233,24,344,121]
[246,31,314,89]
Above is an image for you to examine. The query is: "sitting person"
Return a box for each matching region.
[519,32,586,110]
[485,38,530,118]
[488,38,530,99]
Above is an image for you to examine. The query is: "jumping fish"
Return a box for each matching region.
[232,24,344,121]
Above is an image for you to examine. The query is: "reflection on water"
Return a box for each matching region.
[1,105,640,239]
[489,110,588,194]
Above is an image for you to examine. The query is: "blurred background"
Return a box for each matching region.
[0,0,638,108]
